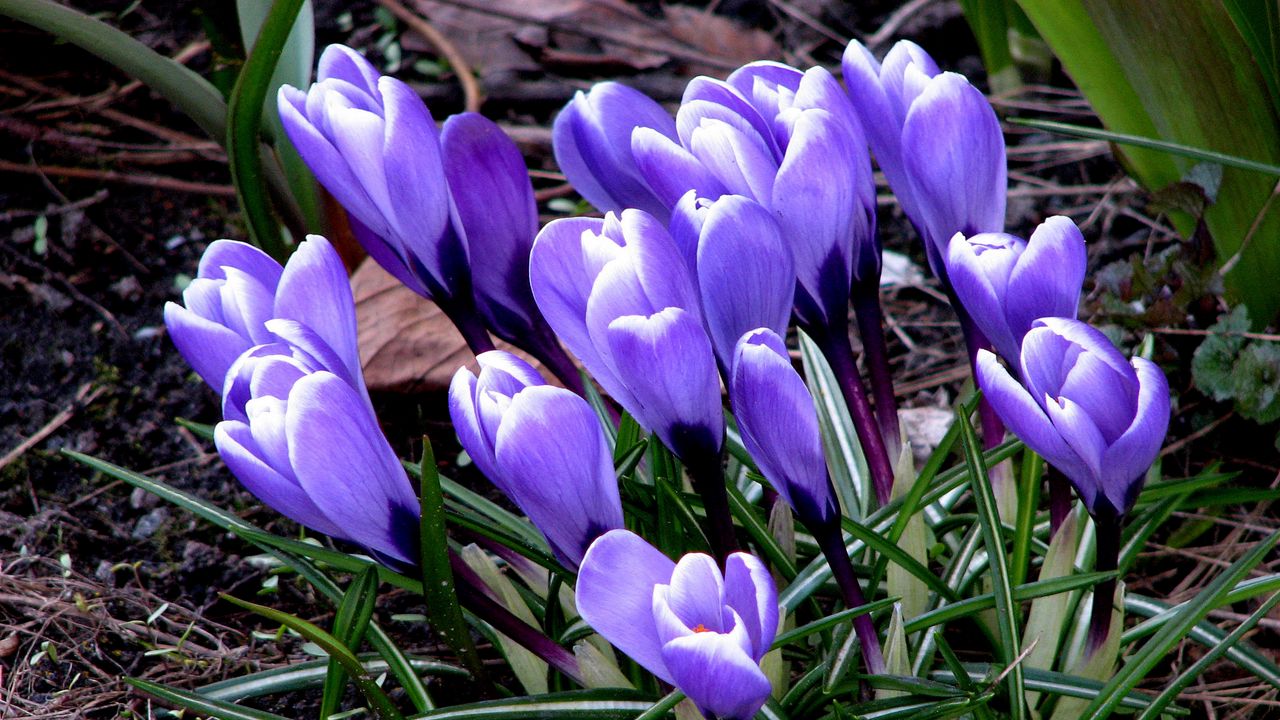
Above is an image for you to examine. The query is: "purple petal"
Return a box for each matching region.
[730,329,835,524]
[1018,326,1075,404]
[946,232,1022,364]
[1100,358,1169,514]
[631,127,728,209]
[841,41,906,193]
[1004,216,1086,342]
[696,196,794,368]
[662,554,727,634]
[317,44,380,96]
[197,240,282,286]
[576,529,677,683]
[723,552,779,661]
[263,319,361,392]
[1056,351,1136,441]
[217,267,277,344]
[680,77,780,159]
[901,73,1006,258]
[274,235,362,383]
[976,350,1088,486]
[1033,318,1134,381]
[661,631,773,720]
[668,191,708,278]
[686,117,778,203]
[727,61,804,126]
[287,372,420,564]
[323,102,395,225]
[441,112,540,336]
[215,420,349,540]
[164,302,252,390]
[880,40,941,123]
[448,366,502,490]
[1044,395,1107,494]
[604,308,724,457]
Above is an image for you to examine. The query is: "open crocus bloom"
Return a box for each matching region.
[577,530,778,720]
[976,317,1170,517]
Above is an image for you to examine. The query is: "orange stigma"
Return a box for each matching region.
[692,623,711,633]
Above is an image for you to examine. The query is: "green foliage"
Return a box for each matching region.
[1192,305,1280,426]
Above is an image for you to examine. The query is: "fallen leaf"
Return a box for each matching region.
[351,258,551,393]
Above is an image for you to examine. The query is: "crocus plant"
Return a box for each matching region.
[102,29,1197,720]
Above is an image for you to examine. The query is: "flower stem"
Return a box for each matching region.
[810,328,895,506]
[1048,468,1074,536]
[852,287,902,465]
[528,333,587,397]
[814,519,886,675]
[685,448,740,564]
[449,552,585,684]
[1087,510,1121,654]
[439,298,497,355]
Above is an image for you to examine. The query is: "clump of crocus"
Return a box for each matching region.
[448,351,623,569]
[842,39,1006,281]
[946,216,1087,366]
[577,529,778,720]
[529,209,735,558]
[976,317,1170,647]
[166,235,420,568]
[730,328,885,675]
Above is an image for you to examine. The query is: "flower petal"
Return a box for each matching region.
[662,553,727,633]
[576,529,677,683]
[946,232,1022,364]
[631,127,728,210]
[976,350,1087,484]
[1004,216,1086,342]
[163,302,253,390]
[723,552,779,661]
[1100,358,1169,515]
[274,235,362,384]
[661,632,773,720]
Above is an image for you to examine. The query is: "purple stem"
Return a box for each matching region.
[1048,468,1074,536]
[448,552,585,684]
[684,448,740,565]
[439,299,497,355]
[810,328,895,506]
[1087,510,1121,654]
[526,332,588,398]
[852,286,903,465]
[814,519,886,675]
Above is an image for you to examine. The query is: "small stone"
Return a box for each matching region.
[131,508,169,540]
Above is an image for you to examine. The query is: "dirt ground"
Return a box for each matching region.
[1,0,1277,718]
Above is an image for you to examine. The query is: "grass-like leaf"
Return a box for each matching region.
[957,409,1024,720]
[221,594,404,719]
[633,689,685,720]
[772,597,899,649]
[127,678,290,720]
[199,654,465,702]
[727,479,798,581]
[406,689,656,719]
[320,566,380,719]
[928,667,1188,715]
[799,331,870,519]
[905,572,1115,635]
[1083,529,1280,717]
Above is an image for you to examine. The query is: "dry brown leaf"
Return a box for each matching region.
[351,258,548,393]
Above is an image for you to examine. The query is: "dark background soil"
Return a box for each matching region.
[0,0,1276,718]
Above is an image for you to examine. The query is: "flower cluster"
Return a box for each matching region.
[157,36,1173,720]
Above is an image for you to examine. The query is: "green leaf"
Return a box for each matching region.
[772,597,900,650]
[632,690,684,720]
[418,440,486,680]
[227,0,304,259]
[1136,590,1280,720]
[726,479,797,581]
[221,594,404,719]
[956,409,1024,720]
[406,689,656,719]
[930,666,1188,715]
[199,654,465,702]
[320,566,380,719]
[1083,529,1280,717]
[1232,342,1280,422]
[128,677,290,720]
[799,331,869,519]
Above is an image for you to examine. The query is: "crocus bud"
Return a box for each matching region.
[215,355,421,568]
[947,217,1087,365]
[163,236,362,393]
[439,113,561,357]
[976,318,1170,518]
[278,45,473,310]
[552,82,678,220]
[529,210,723,460]
[729,329,839,527]
[448,352,623,569]
[670,193,794,371]
[577,529,778,720]
[843,40,1005,278]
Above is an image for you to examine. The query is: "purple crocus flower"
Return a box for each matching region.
[216,348,421,568]
[448,351,623,569]
[278,45,486,347]
[843,39,1006,278]
[529,210,723,461]
[552,82,678,220]
[976,318,1169,518]
[163,236,362,393]
[729,329,838,526]
[947,216,1087,365]
[669,192,795,371]
[577,529,777,720]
